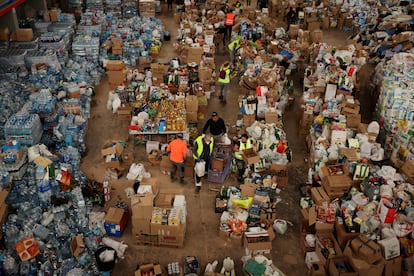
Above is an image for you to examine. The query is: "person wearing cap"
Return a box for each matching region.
[203,112,227,143]
[193,133,214,193]
[233,133,255,182]
[166,133,188,184]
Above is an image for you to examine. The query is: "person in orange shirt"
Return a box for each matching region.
[166,133,188,184]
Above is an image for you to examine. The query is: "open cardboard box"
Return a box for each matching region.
[70,234,85,257]
[135,263,162,276]
[242,148,260,165]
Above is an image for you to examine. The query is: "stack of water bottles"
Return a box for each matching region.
[28,89,58,117]
[72,35,100,62]
[0,82,31,141]
[4,113,43,146]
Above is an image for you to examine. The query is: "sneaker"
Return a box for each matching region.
[219,95,223,100]
[195,186,201,193]
[170,175,176,182]
[180,178,185,185]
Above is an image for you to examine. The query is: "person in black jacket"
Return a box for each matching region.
[202,112,227,143]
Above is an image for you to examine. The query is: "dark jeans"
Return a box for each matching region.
[167,1,173,10]
[236,159,246,180]
[171,161,185,180]
[225,25,233,41]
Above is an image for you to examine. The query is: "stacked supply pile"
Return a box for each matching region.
[0,140,28,181]
[4,114,43,146]
[374,53,414,162]
[106,60,126,89]
[132,181,187,247]
[0,82,31,141]
[300,159,414,275]
[100,16,164,66]
[214,183,286,275]
[139,0,156,17]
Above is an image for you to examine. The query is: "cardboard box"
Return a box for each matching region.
[334,220,360,249]
[311,29,323,42]
[242,148,260,165]
[320,164,349,178]
[343,243,385,275]
[383,256,402,276]
[350,235,383,264]
[186,111,198,123]
[378,237,400,260]
[288,24,299,38]
[117,105,132,121]
[107,70,126,85]
[265,112,278,124]
[346,114,361,128]
[0,27,10,41]
[301,208,316,234]
[315,232,342,266]
[70,235,85,257]
[106,60,124,71]
[0,189,9,239]
[150,223,186,247]
[105,207,125,224]
[308,21,321,31]
[14,28,34,42]
[240,183,257,197]
[339,148,358,163]
[309,262,326,276]
[311,187,330,206]
[131,217,151,234]
[101,141,124,157]
[243,114,256,128]
[135,263,162,276]
[243,230,272,253]
[211,157,225,172]
[328,256,358,276]
[269,164,288,186]
[185,95,198,112]
[131,194,154,219]
[401,160,414,178]
[104,208,129,237]
[322,175,352,199]
[50,9,59,22]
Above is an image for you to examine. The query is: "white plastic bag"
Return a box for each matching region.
[273,219,288,234]
[194,160,206,177]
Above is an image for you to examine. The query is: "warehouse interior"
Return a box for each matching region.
[0,0,414,276]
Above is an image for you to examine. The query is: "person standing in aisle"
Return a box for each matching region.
[167,0,173,11]
[233,133,254,183]
[193,134,214,193]
[217,61,233,104]
[203,112,227,143]
[225,8,235,41]
[166,133,188,184]
[286,7,297,31]
[227,37,242,65]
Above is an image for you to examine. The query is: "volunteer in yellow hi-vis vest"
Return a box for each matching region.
[218,61,233,104]
[193,134,214,193]
[227,36,242,64]
[233,133,254,182]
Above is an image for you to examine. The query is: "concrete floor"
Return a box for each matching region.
[79,2,370,275]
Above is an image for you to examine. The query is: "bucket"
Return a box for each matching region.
[95,246,117,272]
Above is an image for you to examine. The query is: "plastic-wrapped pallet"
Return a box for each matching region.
[4,113,43,146]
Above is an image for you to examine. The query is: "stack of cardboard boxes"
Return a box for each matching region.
[139,0,156,17]
[111,38,123,56]
[106,60,126,90]
[131,182,187,247]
